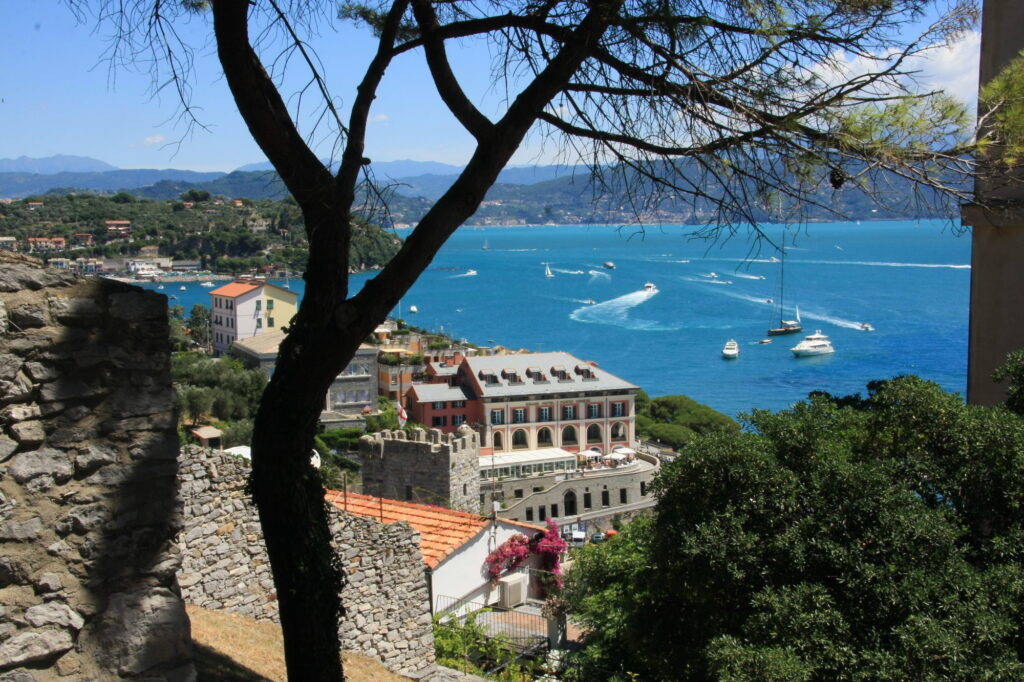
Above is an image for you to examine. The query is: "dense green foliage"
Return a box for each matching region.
[433,611,535,681]
[635,390,739,449]
[172,352,267,425]
[0,193,400,273]
[565,376,1024,681]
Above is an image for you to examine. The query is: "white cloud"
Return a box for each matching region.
[915,30,980,104]
[369,113,389,124]
[143,135,166,147]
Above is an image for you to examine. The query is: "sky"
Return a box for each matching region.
[0,2,982,173]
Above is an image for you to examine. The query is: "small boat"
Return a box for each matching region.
[722,339,740,359]
[583,299,596,305]
[707,272,718,278]
[179,285,187,291]
[644,282,658,292]
[790,330,835,357]
[200,281,214,287]
[157,284,164,290]
[544,264,555,278]
[602,261,616,269]
[409,305,419,314]
[482,239,490,250]
[465,269,478,276]
[860,322,875,332]
[169,295,177,300]
[758,339,772,344]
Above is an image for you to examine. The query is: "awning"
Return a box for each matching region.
[612,446,636,455]
[606,453,628,461]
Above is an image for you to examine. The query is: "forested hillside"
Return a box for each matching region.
[0,192,401,274]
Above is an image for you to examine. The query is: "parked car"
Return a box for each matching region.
[591,532,606,544]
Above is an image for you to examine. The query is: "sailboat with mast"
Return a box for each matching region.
[767,234,803,336]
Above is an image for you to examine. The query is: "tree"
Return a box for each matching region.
[187,303,212,349]
[81,0,986,677]
[565,377,1024,680]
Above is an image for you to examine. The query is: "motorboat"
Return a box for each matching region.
[860,322,875,332]
[200,281,214,287]
[179,285,187,291]
[722,339,740,359]
[465,269,478,276]
[544,263,555,278]
[758,339,772,344]
[790,330,835,357]
[644,282,658,292]
[583,299,596,305]
[602,261,616,269]
[409,305,419,314]
[157,284,164,290]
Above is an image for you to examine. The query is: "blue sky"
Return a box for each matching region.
[0,2,982,173]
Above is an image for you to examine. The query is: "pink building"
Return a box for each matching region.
[407,351,638,455]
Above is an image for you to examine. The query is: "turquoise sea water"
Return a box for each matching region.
[148,220,972,418]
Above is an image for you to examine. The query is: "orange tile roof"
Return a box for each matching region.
[325,490,490,568]
[209,281,260,298]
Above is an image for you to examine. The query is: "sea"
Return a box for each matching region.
[143,219,972,419]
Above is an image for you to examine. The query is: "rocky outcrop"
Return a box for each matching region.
[0,254,193,680]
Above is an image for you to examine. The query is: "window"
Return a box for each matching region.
[432,416,447,427]
[538,406,551,421]
[513,407,527,424]
[525,508,534,521]
[562,404,576,420]
[533,486,543,493]
[512,429,529,449]
[537,427,553,445]
[539,506,547,521]
[463,484,467,496]
[268,317,275,327]
[561,425,577,445]
[601,490,610,507]
[267,299,274,310]
[432,401,447,410]
[620,488,627,504]
[612,402,625,417]
[587,403,601,418]
[405,485,412,501]
[255,300,262,310]
[583,492,592,509]
[641,481,647,496]
[551,504,559,518]
[514,489,523,499]
[452,400,465,408]
[256,318,262,328]
[490,409,505,425]
[452,415,466,426]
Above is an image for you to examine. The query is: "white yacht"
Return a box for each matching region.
[409,305,419,314]
[644,282,658,293]
[860,322,875,332]
[602,261,616,269]
[790,330,835,357]
[544,263,555,278]
[722,339,740,359]
[465,269,478,276]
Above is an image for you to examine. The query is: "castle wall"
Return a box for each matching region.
[0,255,193,680]
[360,426,481,512]
[177,446,436,678]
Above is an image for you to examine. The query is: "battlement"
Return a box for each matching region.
[360,426,481,512]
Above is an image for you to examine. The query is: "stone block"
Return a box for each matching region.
[0,628,74,670]
[24,603,84,631]
[8,448,72,484]
[0,373,34,405]
[0,518,43,542]
[8,305,49,330]
[91,587,191,676]
[75,444,117,473]
[47,296,101,324]
[7,422,45,448]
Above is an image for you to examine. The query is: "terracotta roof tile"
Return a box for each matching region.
[324,491,488,568]
[209,281,260,298]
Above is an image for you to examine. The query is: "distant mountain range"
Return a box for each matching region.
[0,155,953,224]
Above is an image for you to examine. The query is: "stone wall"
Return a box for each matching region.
[360,426,481,512]
[0,255,193,680]
[177,446,436,678]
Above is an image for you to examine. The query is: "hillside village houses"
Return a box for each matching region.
[209,278,298,355]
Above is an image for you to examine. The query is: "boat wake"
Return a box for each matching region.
[570,288,675,330]
[732,272,766,280]
[799,309,867,330]
[553,268,586,275]
[588,269,612,279]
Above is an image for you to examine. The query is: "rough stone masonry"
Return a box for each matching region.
[0,254,193,680]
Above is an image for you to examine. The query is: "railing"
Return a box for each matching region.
[434,594,549,654]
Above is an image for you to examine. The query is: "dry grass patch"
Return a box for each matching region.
[187,604,412,681]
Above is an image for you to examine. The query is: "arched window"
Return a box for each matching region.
[512,429,529,450]
[587,424,602,443]
[611,422,627,441]
[564,490,578,517]
[561,425,578,445]
[492,431,504,451]
[537,427,553,446]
